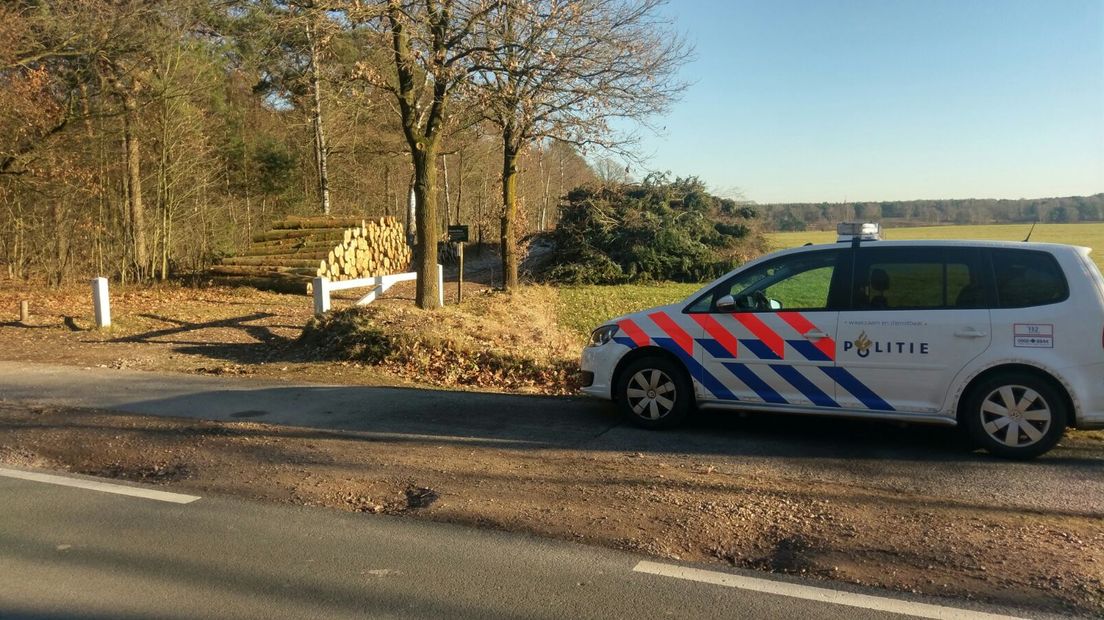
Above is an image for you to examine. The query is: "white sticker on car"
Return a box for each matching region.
[1014,323,1054,348]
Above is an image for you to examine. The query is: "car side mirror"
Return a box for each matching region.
[716,294,736,311]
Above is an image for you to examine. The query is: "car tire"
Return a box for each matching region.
[616,356,693,429]
[962,371,1067,460]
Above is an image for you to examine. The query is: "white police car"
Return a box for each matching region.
[580,223,1104,459]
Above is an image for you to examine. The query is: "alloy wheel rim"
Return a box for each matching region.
[626,369,677,420]
[979,384,1052,448]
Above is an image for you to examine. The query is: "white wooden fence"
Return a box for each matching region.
[312,265,443,316]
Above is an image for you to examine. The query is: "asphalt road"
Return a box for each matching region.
[0,360,611,447]
[0,469,1035,620]
[1,360,1101,518]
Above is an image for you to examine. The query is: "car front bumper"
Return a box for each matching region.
[579,341,631,400]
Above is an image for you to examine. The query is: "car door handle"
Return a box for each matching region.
[805,329,830,340]
[955,328,988,338]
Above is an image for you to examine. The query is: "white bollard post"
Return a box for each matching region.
[91,277,111,328]
[312,277,331,316]
[437,264,444,307]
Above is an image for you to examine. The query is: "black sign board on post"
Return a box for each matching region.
[447,225,469,303]
[447,225,469,243]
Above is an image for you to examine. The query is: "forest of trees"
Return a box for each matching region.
[1,0,687,307]
[761,194,1104,231]
[13,1,1094,300]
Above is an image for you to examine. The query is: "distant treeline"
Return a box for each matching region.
[759,194,1104,231]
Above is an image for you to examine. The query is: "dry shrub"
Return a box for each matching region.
[299,286,580,394]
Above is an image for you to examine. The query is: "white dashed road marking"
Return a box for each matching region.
[0,467,201,504]
[633,561,1028,620]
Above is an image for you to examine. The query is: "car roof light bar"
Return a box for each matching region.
[837,221,881,244]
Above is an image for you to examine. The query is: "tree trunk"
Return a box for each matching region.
[123,88,147,279]
[500,129,520,291]
[558,154,564,226]
[412,147,440,308]
[478,175,487,245]
[406,175,416,245]
[538,145,548,231]
[442,153,452,226]
[162,205,171,281]
[49,201,68,286]
[158,107,170,281]
[306,20,331,216]
[456,149,464,224]
[384,164,392,217]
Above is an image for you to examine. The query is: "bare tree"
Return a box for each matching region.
[471,0,689,290]
[239,0,339,215]
[0,1,103,176]
[97,1,171,281]
[594,156,631,184]
[304,15,333,215]
[353,0,501,309]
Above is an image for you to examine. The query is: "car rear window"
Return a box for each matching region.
[853,247,983,310]
[991,249,1068,308]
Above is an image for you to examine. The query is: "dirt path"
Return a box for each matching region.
[0,281,425,384]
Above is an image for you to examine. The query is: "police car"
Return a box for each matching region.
[580,222,1104,459]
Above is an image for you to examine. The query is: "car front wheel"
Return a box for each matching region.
[616,356,692,429]
[962,372,1067,460]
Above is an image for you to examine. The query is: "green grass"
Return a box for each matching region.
[769,222,1104,270]
[555,282,703,338]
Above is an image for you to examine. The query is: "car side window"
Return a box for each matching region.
[687,249,843,312]
[991,249,1068,308]
[853,247,985,310]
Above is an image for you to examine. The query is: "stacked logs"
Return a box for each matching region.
[211,216,413,292]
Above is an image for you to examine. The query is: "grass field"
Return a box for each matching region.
[769,222,1104,270]
[555,282,702,338]
[556,222,1104,337]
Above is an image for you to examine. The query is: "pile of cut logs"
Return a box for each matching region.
[211,216,413,292]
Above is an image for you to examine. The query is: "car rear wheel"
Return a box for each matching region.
[616,356,692,429]
[962,372,1067,460]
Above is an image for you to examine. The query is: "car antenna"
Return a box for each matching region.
[1023,217,1039,242]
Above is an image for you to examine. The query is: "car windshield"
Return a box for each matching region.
[688,250,840,312]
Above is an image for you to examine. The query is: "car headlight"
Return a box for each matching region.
[588,325,619,347]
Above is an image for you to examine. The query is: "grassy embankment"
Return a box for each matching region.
[554,222,1104,336]
[554,282,703,338]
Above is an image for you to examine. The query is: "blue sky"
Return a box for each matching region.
[629,0,1104,204]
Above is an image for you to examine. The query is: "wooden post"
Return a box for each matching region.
[19,300,29,323]
[312,277,330,316]
[437,264,444,307]
[91,277,111,328]
[457,242,464,304]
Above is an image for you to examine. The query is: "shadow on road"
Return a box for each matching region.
[109,312,291,346]
[99,382,1102,466]
[99,312,301,365]
[114,384,612,448]
[0,527,502,620]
